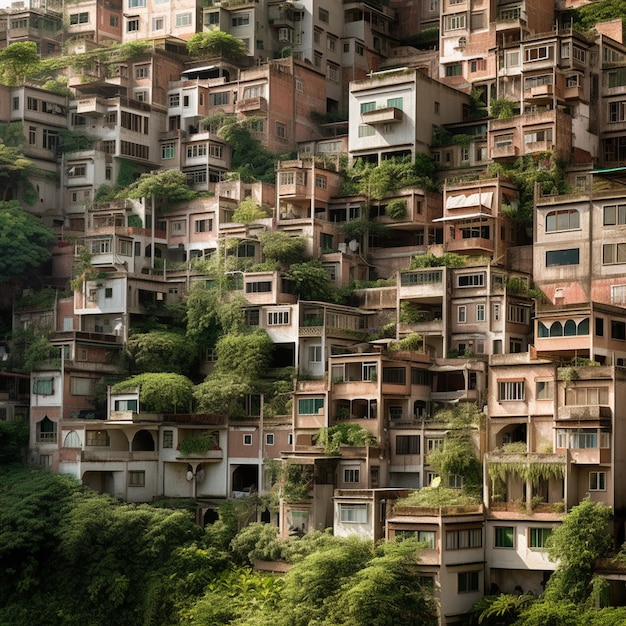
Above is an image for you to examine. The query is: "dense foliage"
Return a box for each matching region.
[0,467,437,626]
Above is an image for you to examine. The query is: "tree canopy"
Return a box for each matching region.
[111,372,194,413]
[0,201,55,283]
[187,31,248,59]
[118,169,197,209]
[126,330,198,376]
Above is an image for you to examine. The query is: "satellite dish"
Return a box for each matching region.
[430,476,441,488]
[348,239,359,252]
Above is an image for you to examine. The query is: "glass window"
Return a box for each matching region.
[129,471,145,486]
[458,571,480,593]
[546,248,579,266]
[339,503,368,523]
[34,377,54,395]
[498,381,524,401]
[589,471,606,491]
[343,468,360,483]
[298,398,324,414]
[529,527,552,548]
[495,526,515,548]
[396,435,420,455]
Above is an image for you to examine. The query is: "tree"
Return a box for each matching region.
[232,197,268,224]
[118,169,197,209]
[0,201,55,283]
[257,231,307,266]
[544,499,613,605]
[315,423,377,455]
[126,330,198,376]
[330,539,438,626]
[0,141,37,203]
[111,372,194,413]
[0,420,28,465]
[427,403,483,495]
[185,284,247,347]
[187,31,248,59]
[0,42,41,86]
[22,335,60,372]
[284,260,334,301]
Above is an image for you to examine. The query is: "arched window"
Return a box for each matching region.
[37,416,57,442]
[550,321,563,337]
[545,209,580,232]
[564,320,577,336]
[538,322,549,337]
[578,318,590,335]
[63,430,81,448]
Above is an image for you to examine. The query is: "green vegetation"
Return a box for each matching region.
[126,330,198,377]
[315,423,377,455]
[427,403,483,496]
[187,30,248,59]
[117,169,198,209]
[409,251,467,269]
[111,372,194,413]
[232,197,269,224]
[178,432,218,455]
[564,0,626,31]
[488,152,568,227]
[0,201,55,282]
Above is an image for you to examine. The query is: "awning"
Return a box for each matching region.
[445,191,493,210]
[432,212,493,223]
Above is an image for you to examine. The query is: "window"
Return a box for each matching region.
[170,219,185,235]
[546,248,579,266]
[458,571,480,593]
[175,12,192,26]
[343,468,360,483]
[205,11,219,25]
[458,305,467,323]
[458,273,484,287]
[71,377,95,396]
[339,503,368,523]
[508,304,530,324]
[114,399,138,412]
[83,428,108,446]
[417,530,436,548]
[308,345,322,363]
[498,381,524,401]
[318,7,329,22]
[529,527,552,548]
[571,430,597,449]
[276,123,287,140]
[162,143,175,159]
[603,243,626,265]
[445,13,466,30]
[396,435,420,455]
[476,304,485,321]
[110,15,119,26]
[387,97,403,110]
[194,218,213,233]
[64,431,81,447]
[448,474,464,489]
[246,281,271,293]
[326,63,339,82]
[34,377,54,395]
[327,35,336,51]
[127,18,139,31]
[546,209,580,232]
[36,417,57,443]
[536,380,553,400]
[315,175,327,189]
[43,129,59,151]
[612,320,626,340]
[603,204,626,225]
[266,433,274,445]
[243,434,253,445]
[525,45,552,62]
[163,430,173,448]
[69,12,89,24]
[268,310,290,325]
[68,165,86,177]
[135,65,149,79]
[360,101,376,114]
[445,63,463,77]
[28,126,36,145]
[210,91,230,106]
[363,362,377,381]
[296,77,303,92]
[382,367,406,384]
[446,528,482,550]
[129,471,145,487]
[495,526,515,548]
[589,471,606,491]
[187,144,207,158]
[231,12,249,26]
[609,101,626,123]
[298,398,324,415]
[358,125,375,137]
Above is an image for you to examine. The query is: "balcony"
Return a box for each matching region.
[491,142,518,159]
[81,449,158,462]
[564,84,583,100]
[362,106,403,126]
[77,97,107,116]
[236,96,268,114]
[557,405,612,422]
[176,449,223,462]
[447,236,494,254]
[524,84,554,100]
[495,7,526,32]
[398,269,445,298]
[524,140,554,154]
